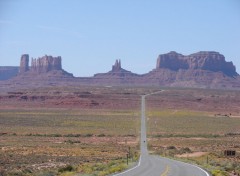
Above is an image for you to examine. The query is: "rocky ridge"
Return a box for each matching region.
[0,51,239,90]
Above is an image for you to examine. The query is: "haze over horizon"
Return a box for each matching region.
[0,0,240,77]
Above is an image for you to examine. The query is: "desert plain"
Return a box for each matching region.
[0,86,239,176]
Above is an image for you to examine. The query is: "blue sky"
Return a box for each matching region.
[0,0,240,76]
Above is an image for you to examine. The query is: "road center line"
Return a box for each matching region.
[160,165,170,176]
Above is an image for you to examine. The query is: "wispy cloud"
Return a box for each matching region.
[36,25,83,39]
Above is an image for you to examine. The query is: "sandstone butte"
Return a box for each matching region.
[0,51,239,90]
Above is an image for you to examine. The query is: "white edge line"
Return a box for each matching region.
[112,155,142,176]
[158,156,210,176]
[185,162,210,176]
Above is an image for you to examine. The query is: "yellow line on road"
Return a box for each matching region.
[161,165,170,176]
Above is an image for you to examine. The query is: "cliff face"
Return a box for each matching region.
[31,55,62,73]
[19,54,29,74]
[156,51,238,77]
[156,51,188,71]
[18,55,63,74]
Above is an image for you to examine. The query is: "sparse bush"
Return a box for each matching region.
[64,140,81,144]
[97,133,106,137]
[211,170,228,176]
[64,134,81,137]
[7,171,24,176]
[167,146,176,150]
[58,165,74,173]
[84,133,93,137]
[49,134,62,137]
[179,147,191,154]
[36,171,56,176]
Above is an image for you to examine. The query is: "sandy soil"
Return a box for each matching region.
[176,152,208,158]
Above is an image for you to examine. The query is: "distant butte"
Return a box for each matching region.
[0,51,239,90]
[94,59,139,78]
[17,54,73,79]
[156,51,238,77]
[19,54,65,74]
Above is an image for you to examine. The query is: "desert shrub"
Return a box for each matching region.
[83,133,93,137]
[179,147,191,154]
[224,162,235,172]
[65,140,74,144]
[93,163,106,171]
[99,171,108,176]
[97,133,106,137]
[64,134,81,137]
[49,134,62,137]
[77,159,130,176]
[7,168,33,176]
[167,146,176,150]
[79,164,93,174]
[7,171,24,176]
[64,140,81,144]
[58,165,74,173]
[37,171,56,176]
[211,170,228,176]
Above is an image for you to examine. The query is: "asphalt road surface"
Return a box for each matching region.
[113,93,210,176]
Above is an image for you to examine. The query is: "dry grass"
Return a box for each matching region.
[0,108,140,176]
[1,86,240,176]
[146,109,240,175]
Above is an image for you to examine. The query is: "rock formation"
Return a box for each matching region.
[19,54,29,74]
[156,51,188,71]
[18,54,63,74]
[112,59,121,71]
[94,59,139,78]
[5,54,74,82]
[31,55,62,73]
[156,51,238,77]
[1,51,239,90]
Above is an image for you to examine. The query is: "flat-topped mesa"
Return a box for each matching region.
[156,51,238,77]
[112,59,121,72]
[156,51,187,71]
[19,54,29,74]
[31,55,62,73]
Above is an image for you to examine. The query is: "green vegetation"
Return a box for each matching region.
[75,159,133,176]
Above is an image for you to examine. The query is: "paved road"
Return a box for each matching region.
[113,93,210,176]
